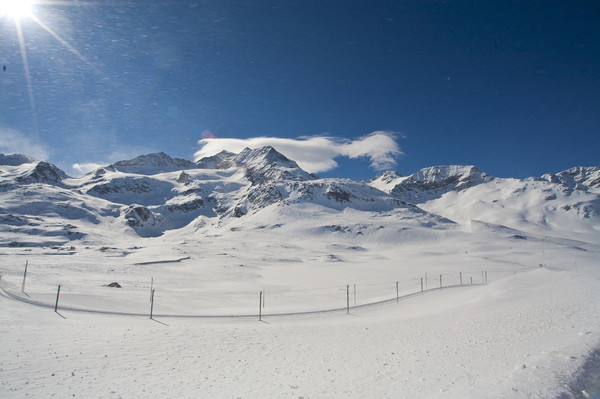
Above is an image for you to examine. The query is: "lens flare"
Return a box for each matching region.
[0,0,34,19]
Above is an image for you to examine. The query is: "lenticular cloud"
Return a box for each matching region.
[194,131,403,174]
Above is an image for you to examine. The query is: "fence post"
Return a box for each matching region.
[150,289,155,319]
[440,274,442,289]
[396,281,399,302]
[346,285,350,314]
[470,277,473,285]
[54,285,61,312]
[259,291,263,321]
[485,271,488,284]
[21,261,28,293]
[420,278,423,294]
[460,272,463,286]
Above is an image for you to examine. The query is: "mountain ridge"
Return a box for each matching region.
[0,149,598,246]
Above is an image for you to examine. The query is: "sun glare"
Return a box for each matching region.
[0,0,34,19]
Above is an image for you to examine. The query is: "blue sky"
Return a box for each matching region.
[1,0,598,180]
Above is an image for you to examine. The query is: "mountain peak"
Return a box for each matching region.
[16,160,68,185]
[233,146,314,184]
[0,153,39,166]
[410,165,491,183]
[543,166,600,190]
[235,146,296,167]
[106,152,196,175]
[384,165,494,203]
[195,150,237,169]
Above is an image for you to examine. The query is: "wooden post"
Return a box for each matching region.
[420,277,423,293]
[150,289,155,319]
[346,285,350,314]
[460,272,463,286]
[439,274,442,289]
[21,261,28,293]
[396,281,399,302]
[485,271,488,284]
[259,291,263,321]
[54,285,61,312]
[470,277,473,285]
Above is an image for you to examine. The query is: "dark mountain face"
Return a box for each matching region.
[16,161,68,185]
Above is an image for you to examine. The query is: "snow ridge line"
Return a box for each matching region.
[0,281,481,319]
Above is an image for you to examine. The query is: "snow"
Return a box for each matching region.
[0,150,599,398]
[1,218,599,398]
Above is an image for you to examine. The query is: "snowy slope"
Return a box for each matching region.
[369,165,494,203]
[1,150,599,398]
[369,165,600,245]
[418,171,600,244]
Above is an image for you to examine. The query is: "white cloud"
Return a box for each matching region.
[72,162,104,175]
[0,127,49,160]
[194,131,403,173]
[70,146,154,177]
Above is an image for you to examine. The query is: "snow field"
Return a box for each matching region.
[1,220,599,399]
[1,265,599,398]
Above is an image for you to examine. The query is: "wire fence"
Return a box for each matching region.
[0,259,536,320]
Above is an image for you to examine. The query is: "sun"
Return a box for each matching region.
[0,0,34,19]
[1,0,101,132]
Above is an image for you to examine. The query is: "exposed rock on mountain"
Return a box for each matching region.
[195,150,237,169]
[371,165,494,203]
[16,161,69,185]
[176,171,193,185]
[542,166,600,191]
[232,146,316,184]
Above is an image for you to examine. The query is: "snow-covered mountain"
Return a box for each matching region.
[103,152,196,175]
[0,148,598,246]
[368,165,494,203]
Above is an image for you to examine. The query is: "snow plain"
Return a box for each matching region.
[1,215,599,399]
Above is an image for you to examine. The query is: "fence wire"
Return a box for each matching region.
[0,263,535,318]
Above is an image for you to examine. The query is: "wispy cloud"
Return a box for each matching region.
[0,126,49,160]
[72,162,104,175]
[194,131,403,173]
[70,147,154,177]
